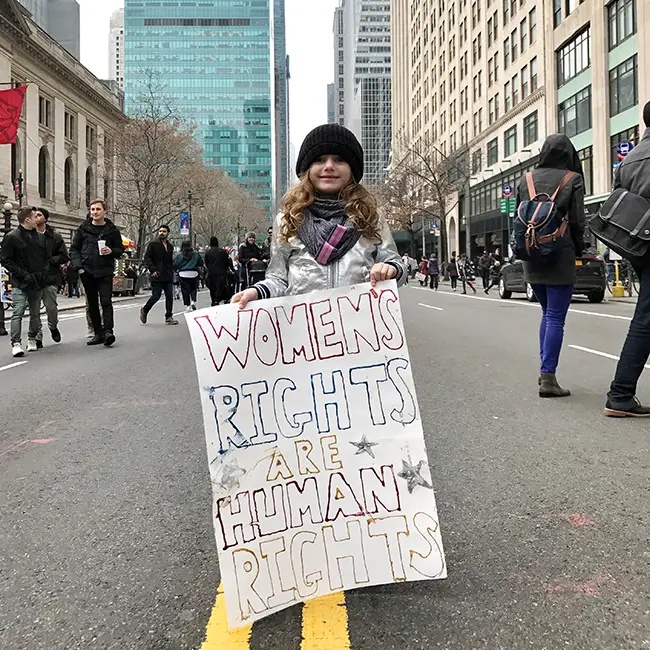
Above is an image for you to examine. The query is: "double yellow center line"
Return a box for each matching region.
[200,583,351,650]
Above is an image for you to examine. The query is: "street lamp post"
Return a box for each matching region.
[187,190,193,245]
[3,201,13,235]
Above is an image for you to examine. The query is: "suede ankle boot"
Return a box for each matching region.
[539,373,570,398]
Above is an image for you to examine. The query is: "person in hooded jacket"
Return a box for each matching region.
[515,134,585,398]
[204,236,235,305]
[70,199,125,347]
[238,232,264,290]
[174,241,204,311]
[427,253,440,290]
[604,102,650,417]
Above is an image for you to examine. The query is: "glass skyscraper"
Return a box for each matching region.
[124,0,289,216]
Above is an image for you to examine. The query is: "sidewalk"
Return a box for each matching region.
[3,293,142,322]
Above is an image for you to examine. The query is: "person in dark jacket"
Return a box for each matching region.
[0,206,48,357]
[448,251,459,290]
[515,134,585,398]
[35,207,68,347]
[427,253,440,290]
[140,224,178,325]
[605,102,650,417]
[478,251,491,289]
[484,247,503,295]
[205,236,234,306]
[174,240,204,311]
[70,199,124,347]
[238,232,263,289]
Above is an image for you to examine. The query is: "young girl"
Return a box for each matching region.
[232,124,406,307]
[174,241,204,312]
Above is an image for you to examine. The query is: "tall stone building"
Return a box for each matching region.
[391,0,649,259]
[1,0,125,241]
[108,8,124,91]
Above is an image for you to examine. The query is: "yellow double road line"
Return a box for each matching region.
[200,583,351,650]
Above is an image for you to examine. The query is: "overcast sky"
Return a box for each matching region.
[78,0,339,153]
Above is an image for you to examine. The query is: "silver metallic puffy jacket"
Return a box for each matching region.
[254,212,408,298]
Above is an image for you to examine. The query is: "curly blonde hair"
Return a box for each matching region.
[280,174,380,242]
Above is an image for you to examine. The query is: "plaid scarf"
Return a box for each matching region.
[298,196,361,266]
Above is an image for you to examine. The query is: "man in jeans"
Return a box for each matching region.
[605,101,650,417]
[140,224,178,325]
[0,206,48,357]
[35,207,68,347]
[70,199,124,347]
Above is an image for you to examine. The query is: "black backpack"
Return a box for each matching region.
[513,171,575,263]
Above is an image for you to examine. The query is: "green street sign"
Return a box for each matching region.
[500,198,516,214]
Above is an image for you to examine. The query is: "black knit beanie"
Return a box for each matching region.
[644,101,650,128]
[296,124,364,182]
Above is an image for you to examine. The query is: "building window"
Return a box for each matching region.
[521,64,529,99]
[472,149,483,173]
[38,96,52,128]
[610,126,639,166]
[38,146,50,199]
[64,157,74,205]
[504,37,510,69]
[504,80,511,111]
[503,0,509,25]
[86,125,96,150]
[523,111,538,146]
[487,137,499,165]
[511,73,519,105]
[520,18,528,53]
[530,56,538,91]
[609,56,637,116]
[489,97,496,124]
[85,167,94,207]
[558,86,592,137]
[529,7,537,43]
[64,111,76,141]
[608,0,636,50]
[553,0,562,26]
[504,125,517,156]
[557,29,591,87]
[511,28,518,61]
[578,146,593,195]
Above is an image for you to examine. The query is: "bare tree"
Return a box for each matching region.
[384,137,471,261]
[113,71,203,256]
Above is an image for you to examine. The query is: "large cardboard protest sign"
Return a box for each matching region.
[186,281,446,628]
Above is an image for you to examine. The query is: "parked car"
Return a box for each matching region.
[497,255,607,303]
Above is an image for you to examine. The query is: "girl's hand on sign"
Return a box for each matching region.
[370,263,397,287]
[232,288,259,309]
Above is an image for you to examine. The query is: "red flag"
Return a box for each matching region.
[0,85,27,145]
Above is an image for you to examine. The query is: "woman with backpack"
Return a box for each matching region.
[514,134,585,398]
[174,241,204,312]
[427,253,440,290]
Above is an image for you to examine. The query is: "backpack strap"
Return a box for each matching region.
[525,172,536,199]
[550,171,575,201]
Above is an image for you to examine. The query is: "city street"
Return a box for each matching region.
[0,285,647,650]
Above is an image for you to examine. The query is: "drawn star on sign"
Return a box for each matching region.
[350,434,379,459]
[397,459,433,494]
[219,460,246,491]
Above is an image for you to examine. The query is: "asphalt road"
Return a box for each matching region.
[0,284,647,650]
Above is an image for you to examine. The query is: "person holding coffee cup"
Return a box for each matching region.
[70,199,124,347]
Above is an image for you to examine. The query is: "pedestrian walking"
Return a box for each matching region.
[0,206,48,357]
[174,241,204,312]
[238,232,263,290]
[140,225,178,325]
[427,252,440,290]
[231,123,406,308]
[514,134,585,398]
[205,236,235,306]
[448,251,459,290]
[262,226,273,261]
[484,247,503,295]
[70,199,125,347]
[457,253,477,294]
[478,251,491,289]
[35,207,68,347]
[602,102,650,417]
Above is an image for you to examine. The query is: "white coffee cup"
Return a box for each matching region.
[98,239,106,255]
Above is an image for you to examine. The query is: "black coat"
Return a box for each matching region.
[0,226,49,290]
[615,127,650,199]
[517,135,586,286]
[205,246,234,301]
[144,238,175,282]
[238,241,263,266]
[42,225,69,287]
[70,218,125,278]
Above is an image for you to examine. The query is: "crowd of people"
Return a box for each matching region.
[3,115,650,417]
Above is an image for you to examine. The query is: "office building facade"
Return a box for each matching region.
[392,0,648,259]
[327,83,336,123]
[335,0,392,186]
[124,0,289,216]
[16,0,80,59]
[109,8,125,91]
